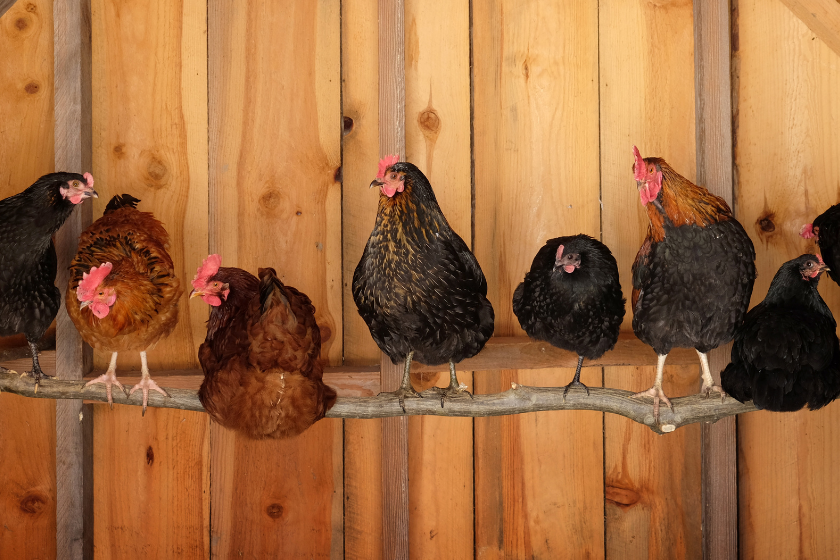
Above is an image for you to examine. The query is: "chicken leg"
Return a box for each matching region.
[697,350,726,400]
[20,340,53,393]
[129,351,170,416]
[631,353,673,423]
[434,361,473,408]
[563,355,590,401]
[84,352,126,407]
[386,350,423,413]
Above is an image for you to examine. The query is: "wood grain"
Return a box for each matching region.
[694,1,738,557]
[208,1,343,557]
[599,0,702,557]
[0,0,18,19]
[777,0,840,58]
[91,406,210,558]
[403,0,474,556]
[0,1,56,557]
[472,0,603,556]
[54,0,93,557]
[736,0,840,556]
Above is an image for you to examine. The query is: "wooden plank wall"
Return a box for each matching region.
[735,0,840,556]
[4,0,840,557]
[0,1,57,559]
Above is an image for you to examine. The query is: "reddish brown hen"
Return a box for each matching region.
[191,255,336,439]
[67,194,182,413]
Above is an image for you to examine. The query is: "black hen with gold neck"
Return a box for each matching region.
[353,158,495,409]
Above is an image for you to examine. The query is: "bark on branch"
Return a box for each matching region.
[0,373,757,434]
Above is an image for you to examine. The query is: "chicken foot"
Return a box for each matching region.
[697,350,726,401]
[386,351,423,413]
[84,352,127,407]
[631,353,673,423]
[21,340,53,394]
[129,351,170,416]
[433,361,473,408]
[562,355,590,402]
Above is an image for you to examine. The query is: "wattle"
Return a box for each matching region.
[90,302,111,319]
[563,265,576,273]
[202,293,222,306]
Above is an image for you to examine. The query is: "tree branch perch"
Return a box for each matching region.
[0,373,757,434]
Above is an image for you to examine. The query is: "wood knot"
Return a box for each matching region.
[26,3,37,12]
[758,216,775,232]
[342,116,354,136]
[522,60,530,80]
[146,446,154,465]
[259,188,285,213]
[266,503,284,519]
[113,143,126,157]
[141,151,170,188]
[754,211,778,243]
[19,492,47,514]
[417,109,441,135]
[24,81,39,95]
[319,324,332,343]
[334,166,342,183]
[15,17,29,31]
[605,485,641,509]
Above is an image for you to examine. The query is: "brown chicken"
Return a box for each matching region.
[67,194,182,413]
[631,146,756,422]
[190,255,336,439]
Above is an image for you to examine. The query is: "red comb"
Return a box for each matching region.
[633,146,646,181]
[555,245,564,260]
[77,262,113,301]
[818,254,825,266]
[800,223,815,239]
[377,155,400,179]
[83,172,94,188]
[193,254,222,291]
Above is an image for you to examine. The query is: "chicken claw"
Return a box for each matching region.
[1,366,18,374]
[389,385,423,413]
[85,370,127,408]
[631,385,673,424]
[562,380,590,402]
[700,381,727,401]
[434,382,473,408]
[129,376,170,416]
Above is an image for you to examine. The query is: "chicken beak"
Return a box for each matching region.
[79,300,92,310]
[189,289,203,299]
[370,179,383,189]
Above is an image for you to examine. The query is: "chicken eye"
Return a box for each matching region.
[807,262,813,268]
[390,173,397,180]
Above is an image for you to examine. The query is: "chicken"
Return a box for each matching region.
[513,235,625,397]
[353,156,494,409]
[801,205,840,287]
[722,254,840,411]
[67,194,182,413]
[0,172,97,388]
[631,146,756,422]
[191,255,336,438]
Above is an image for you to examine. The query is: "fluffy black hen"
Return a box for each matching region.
[721,254,840,411]
[352,157,494,408]
[513,235,625,397]
[801,205,840,287]
[0,172,97,386]
[631,146,756,422]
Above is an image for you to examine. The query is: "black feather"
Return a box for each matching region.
[721,254,840,411]
[809,204,840,287]
[104,193,141,214]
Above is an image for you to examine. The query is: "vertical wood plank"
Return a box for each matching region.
[91,406,210,558]
[341,0,385,555]
[736,0,840,557]
[0,2,56,558]
[599,0,702,557]
[54,0,93,557]
[472,0,603,557]
[403,0,474,556]
[207,0,343,557]
[693,1,738,558]
[90,0,210,556]
[376,0,409,558]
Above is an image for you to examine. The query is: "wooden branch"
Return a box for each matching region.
[778,0,840,59]
[0,372,758,435]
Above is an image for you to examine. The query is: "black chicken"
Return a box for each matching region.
[801,206,840,287]
[513,235,625,397]
[0,172,97,387]
[721,254,840,411]
[352,157,494,408]
[631,146,756,422]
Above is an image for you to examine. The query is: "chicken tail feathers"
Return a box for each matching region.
[257,267,295,323]
[104,193,141,214]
